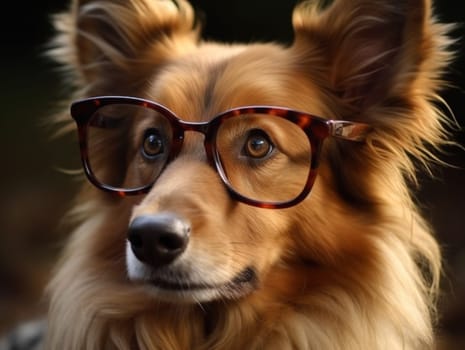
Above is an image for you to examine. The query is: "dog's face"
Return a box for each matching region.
[100,44,338,303]
[56,0,450,307]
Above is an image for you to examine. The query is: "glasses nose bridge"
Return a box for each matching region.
[179,120,211,135]
[177,119,216,162]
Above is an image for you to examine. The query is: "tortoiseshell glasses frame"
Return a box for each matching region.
[70,96,371,209]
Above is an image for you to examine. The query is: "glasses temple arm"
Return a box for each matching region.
[327,120,372,142]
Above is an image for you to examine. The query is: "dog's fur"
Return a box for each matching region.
[46,0,454,349]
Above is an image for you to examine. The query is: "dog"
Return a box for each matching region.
[44,0,454,349]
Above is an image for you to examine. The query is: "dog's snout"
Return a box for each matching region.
[127,213,190,267]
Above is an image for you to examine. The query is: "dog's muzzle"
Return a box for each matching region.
[126,212,258,302]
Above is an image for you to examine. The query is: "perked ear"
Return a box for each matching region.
[292,0,454,175]
[51,0,199,90]
[292,0,452,109]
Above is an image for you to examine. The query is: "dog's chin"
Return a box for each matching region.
[135,267,257,303]
[126,250,258,303]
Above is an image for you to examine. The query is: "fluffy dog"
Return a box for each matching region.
[45,0,453,349]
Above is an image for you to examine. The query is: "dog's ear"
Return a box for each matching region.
[51,0,199,90]
[292,0,453,177]
[293,0,451,109]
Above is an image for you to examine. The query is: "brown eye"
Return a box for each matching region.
[244,129,274,159]
[142,129,165,160]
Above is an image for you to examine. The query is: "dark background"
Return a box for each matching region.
[0,0,463,348]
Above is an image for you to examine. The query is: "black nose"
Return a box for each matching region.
[127,213,190,268]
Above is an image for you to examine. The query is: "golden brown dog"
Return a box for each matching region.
[46,0,454,348]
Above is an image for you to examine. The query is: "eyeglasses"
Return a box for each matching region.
[70,96,370,209]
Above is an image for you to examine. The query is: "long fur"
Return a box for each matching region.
[46,0,454,349]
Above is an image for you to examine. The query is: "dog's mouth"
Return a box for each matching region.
[150,267,256,291]
[132,266,258,302]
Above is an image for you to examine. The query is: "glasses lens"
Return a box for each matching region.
[215,113,312,204]
[86,103,172,191]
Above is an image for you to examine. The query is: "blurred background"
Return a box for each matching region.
[0,0,463,348]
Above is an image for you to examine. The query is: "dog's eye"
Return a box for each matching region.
[141,129,165,159]
[243,129,274,159]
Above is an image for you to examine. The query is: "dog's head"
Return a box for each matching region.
[52,0,451,307]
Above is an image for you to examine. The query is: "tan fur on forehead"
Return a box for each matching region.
[147,42,333,122]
